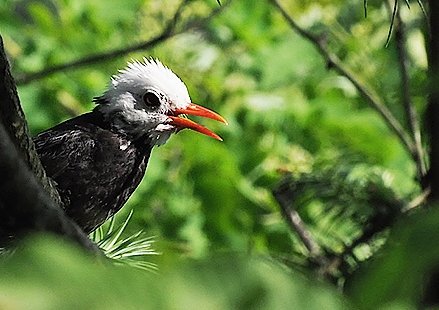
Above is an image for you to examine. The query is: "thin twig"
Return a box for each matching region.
[364,0,368,18]
[395,9,426,179]
[15,0,226,85]
[273,185,326,264]
[417,0,428,19]
[414,0,431,40]
[270,0,417,161]
[385,0,398,47]
[416,0,428,18]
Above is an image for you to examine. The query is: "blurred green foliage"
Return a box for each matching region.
[348,204,439,309]
[0,0,434,308]
[0,236,348,309]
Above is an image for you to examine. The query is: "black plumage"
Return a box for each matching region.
[34,111,152,233]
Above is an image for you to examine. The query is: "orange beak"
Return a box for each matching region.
[168,103,228,141]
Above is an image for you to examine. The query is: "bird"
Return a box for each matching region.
[33,58,227,234]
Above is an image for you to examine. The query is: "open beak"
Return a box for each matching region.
[168,103,228,141]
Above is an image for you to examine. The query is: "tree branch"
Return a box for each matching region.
[0,35,100,254]
[15,0,227,85]
[0,119,101,254]
[0,36,62,206]
[273,183,327,265]
[394,9,426,180]
[270,0,418,162]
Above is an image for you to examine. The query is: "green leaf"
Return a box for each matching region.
[348,204,439,309]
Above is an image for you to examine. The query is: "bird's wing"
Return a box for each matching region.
[33,119,150,233]
[33,123,140,199]
[34,129,85,179]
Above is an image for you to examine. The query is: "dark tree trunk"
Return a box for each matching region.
[427,1,439,201]
[0,36,62,205]
[0,35,101,254]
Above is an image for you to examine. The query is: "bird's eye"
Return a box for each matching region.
[142,92,161,108]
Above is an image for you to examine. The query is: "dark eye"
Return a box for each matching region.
[142,92,161,108]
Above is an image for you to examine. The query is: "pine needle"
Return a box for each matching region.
[91,210,159,272]
[0,248,13,259]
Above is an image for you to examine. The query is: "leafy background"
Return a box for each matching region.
[0,0,435,308]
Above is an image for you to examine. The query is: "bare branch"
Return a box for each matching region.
[15,1,227,85]
[395,9,426,179]
[270,0,418,162]
[273,183,327,265]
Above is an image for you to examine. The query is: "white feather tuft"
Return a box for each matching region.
[111,57,191,110]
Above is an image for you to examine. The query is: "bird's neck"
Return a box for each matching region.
[90,108,155,148]
[93,101,173,147]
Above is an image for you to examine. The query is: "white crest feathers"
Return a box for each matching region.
[110,57,191,109]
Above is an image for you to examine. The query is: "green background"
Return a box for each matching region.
[0,0,434,308]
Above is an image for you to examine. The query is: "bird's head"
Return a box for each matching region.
[94,58,227,146]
